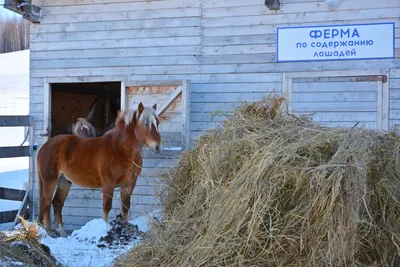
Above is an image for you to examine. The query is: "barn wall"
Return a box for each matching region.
[29,0,400,231]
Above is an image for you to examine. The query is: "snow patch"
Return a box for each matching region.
[70,218,111,243]
[0,222,15,231]
[0,199,21,212]
[0,50,30,214]
[39,222,137,267]
[0,50,29,76]
[33,210,162,267]
[1,257,25,267]
[0,169,29,190]
[129,209,162,232]
[163,147,182,151]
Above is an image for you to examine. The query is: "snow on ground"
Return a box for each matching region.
[0,258,24,266]
[1,209,162,266]
[0,50,30,215]
[163,147,182,151]
[0,199,21,212]
[36,210,161,267]
[0,169,29,190]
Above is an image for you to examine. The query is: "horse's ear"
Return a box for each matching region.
[86,99,97,123]
[152,103,157,111]
[138,102,145,114]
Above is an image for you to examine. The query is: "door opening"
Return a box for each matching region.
[49,82,121,138]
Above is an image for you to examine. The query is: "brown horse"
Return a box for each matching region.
[47,99,99,237]
[37,102,163,236]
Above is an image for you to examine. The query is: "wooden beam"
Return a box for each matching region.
[0,187,25,201]
[125,80,184,87]
[0,116,31,127]
[265,0,280,10]
[0,146,30,158]
[14,189,30,225]
[182,81,191,150]
[156,86,182,116]
[0,210,18,223]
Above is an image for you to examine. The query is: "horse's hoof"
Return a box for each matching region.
[55,225,68,237]
[59,231,68,238]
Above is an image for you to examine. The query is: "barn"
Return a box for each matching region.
[3,0,399,232]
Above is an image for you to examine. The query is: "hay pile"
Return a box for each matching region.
[0,217,60,266]
[118,96,400,267]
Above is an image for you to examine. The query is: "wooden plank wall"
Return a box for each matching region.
[29,0,400,231]
[291,77,379,129]
[29,0,200,231]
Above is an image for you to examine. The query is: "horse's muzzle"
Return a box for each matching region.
[153,145,161,154]
[149,144,162,154]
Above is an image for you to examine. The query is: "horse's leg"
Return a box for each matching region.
[120,157,142,221]
[120,178,138,222]
[102,181,116,223]
[52,175,71,237]
[37,169,44,225]
[41,175,59,233]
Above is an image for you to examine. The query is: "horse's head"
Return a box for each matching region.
[72,117,97,137]
[72,100,97,138]
[121,102,163,154]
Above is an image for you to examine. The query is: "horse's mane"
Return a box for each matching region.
[115,107,158,127]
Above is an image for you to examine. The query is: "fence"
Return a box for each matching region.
[0,115,32,225]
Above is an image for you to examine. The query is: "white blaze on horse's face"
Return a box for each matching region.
[72,118,96,138]
[134,106,163,154]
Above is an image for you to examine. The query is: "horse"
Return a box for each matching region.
[45,99,99,237]
[36,102,163,237]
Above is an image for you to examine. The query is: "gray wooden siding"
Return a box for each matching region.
[291,77,379,129]
[29,0,400,231]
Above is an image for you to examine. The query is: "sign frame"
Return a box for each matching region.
[276,22,395,63]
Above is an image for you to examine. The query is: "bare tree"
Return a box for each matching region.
[0,14,30,53]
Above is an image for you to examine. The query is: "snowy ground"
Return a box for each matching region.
[0,50,30,218]
[2,209,162,267]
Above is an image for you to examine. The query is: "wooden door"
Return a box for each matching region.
[120,80,190,219]
[122,80,190,150]
[283,71,389,131]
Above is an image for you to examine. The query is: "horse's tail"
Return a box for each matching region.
[37,164,43,224]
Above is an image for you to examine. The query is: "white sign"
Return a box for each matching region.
[277,22,395,62]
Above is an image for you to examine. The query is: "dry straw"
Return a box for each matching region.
[0,217,59,266]
[118,94,400,267]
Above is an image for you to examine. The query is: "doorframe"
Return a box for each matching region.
[282,69,390,131]
[43,76,129,141]
[36,76,129,221]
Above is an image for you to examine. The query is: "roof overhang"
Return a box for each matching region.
[3,0,42,23]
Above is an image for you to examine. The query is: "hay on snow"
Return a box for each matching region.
[118,94,400,267]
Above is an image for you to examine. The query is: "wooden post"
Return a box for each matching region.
[182,80,191,150]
